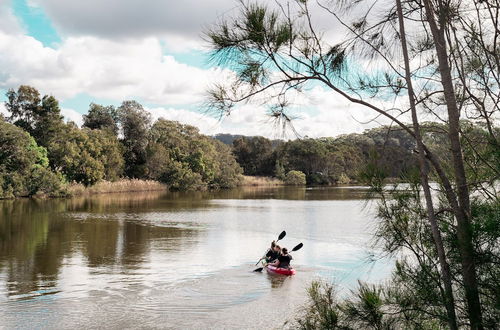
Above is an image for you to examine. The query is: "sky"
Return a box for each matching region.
[0,0,395,138]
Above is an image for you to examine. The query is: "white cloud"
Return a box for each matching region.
[0,103,8,118]
[144,86,403,139]
[31,0,349,51]
[0,2,22,35]
[1,0,411,139]
[31,0,236,50]
[0,29,393,138]
[61,107,83,126]
[0,31,227,105]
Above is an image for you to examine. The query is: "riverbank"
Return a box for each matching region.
[239,175,285,186]
[66,179,168,196]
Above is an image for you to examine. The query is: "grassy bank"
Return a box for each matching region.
[67,179,168,196]
[240,175,285,187]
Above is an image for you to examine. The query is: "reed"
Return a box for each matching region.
[67,179,167,196]
[240,175,285,187]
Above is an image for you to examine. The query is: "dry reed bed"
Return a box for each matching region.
[240,175,284,186]
[67,179,168,196]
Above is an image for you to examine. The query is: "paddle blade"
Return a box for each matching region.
[277,231,286,241]
[253,267,263,272]
[291,243,303,252]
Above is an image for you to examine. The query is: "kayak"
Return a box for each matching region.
[266,265,296,276]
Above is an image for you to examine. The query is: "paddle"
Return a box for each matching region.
[253,242,303,272]
[254,231,286,266]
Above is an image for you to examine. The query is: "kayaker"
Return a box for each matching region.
[265,242,281,262]
[269,247,292,269]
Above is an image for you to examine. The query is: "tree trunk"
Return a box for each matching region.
[421,0,483,328]
[395,1,458,328]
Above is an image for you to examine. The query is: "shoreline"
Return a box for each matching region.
[0,176,401,200]
[66,179,168,196]
[239,175,285,187]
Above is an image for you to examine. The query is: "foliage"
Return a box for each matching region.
[146,119,242,190]
[2,87,244,193]
[118,100,151,178]
[83,103,119,135]
[285,170,306,186]
[5,85,64,147]
[27,167,66,197]
[205,1,499,326]
[232,136,276,176]
[0,118,65,198]
[47,124,123,185]
[293,195,499,329]
[295,280,395,330]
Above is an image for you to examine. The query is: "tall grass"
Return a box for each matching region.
[240,175,285,186]
[67,179,167,196]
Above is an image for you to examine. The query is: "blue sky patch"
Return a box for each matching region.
[11,0,61,48]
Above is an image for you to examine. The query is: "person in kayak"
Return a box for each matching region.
[268,247,292,269]
[265,242,281,263]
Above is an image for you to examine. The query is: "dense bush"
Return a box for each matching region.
[232,136,276,176]
[285,170,306,185]
[47,124,123,185]
[146,119,242,190]
[0,119,65,198]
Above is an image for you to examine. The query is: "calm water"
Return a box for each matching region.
[0,186,392,329]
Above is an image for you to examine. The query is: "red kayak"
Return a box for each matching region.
[266,265,296,276]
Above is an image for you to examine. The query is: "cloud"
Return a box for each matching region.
[31,0,347,51]
[0,31,226,105]
[30,0,236,50]
[61,107,83,126]
[0,2,22,35]
[0,102,8,118]
[144,85,399,139]
[2,0,407,139]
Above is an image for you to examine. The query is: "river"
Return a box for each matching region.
[0,186,392,329]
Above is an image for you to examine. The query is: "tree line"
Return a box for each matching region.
[0,86,242,198]
[219,123,480,186]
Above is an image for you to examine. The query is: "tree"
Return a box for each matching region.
[232,136,275,175]
[5,85,41,133]
[5,86,64,147]
[146,119,242,190]
[118,101,151,178]
[47,124,123,185]
[83,103,119,135]
[86,129,124,181]
[206,1,499,327]
[0,118,64,198]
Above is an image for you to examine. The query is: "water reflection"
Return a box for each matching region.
[0,186,391,329]
[266,272,288,289]
[0,191,201,299]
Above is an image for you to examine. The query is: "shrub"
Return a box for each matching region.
[28,167,67,197]
[337,173,351,184]
[0,119,64,198]
[285,170,306,185]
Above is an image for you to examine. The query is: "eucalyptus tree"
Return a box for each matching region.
[83,103,119,135]
[205,0,498,327]
[5,85,64,147]
[118,100,152,178]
